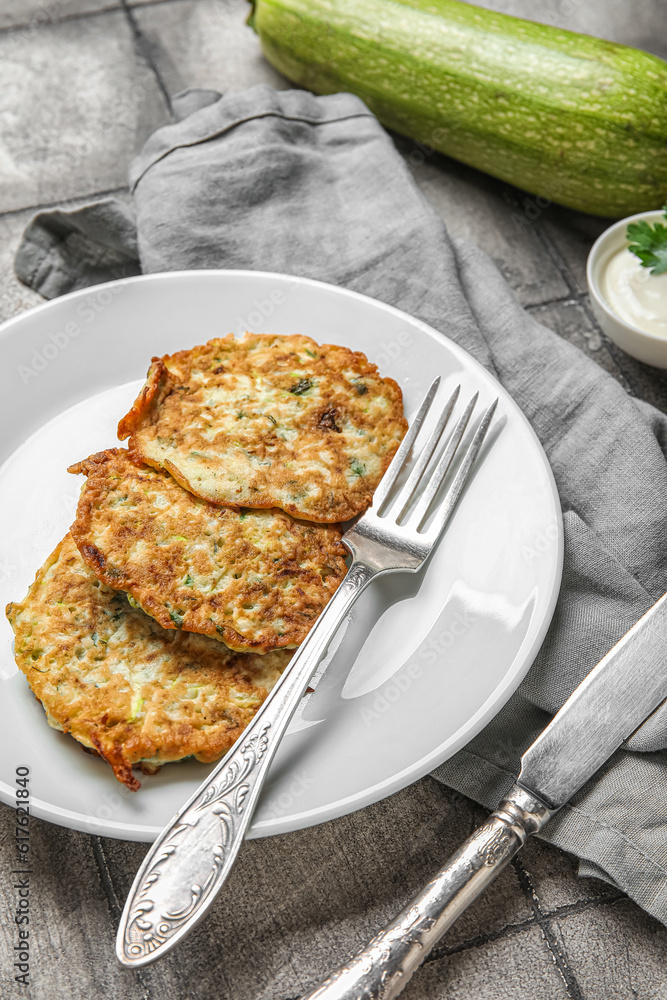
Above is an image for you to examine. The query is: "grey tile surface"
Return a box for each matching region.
[555,899,667,999]
[0,0,118,31]
[97,781,535,1000]
[0,817,144,1000]
[1,1,667,999]
[404,924,571,1000]
[539,207,609,297]
[518,837,620,913]
[0,9,169,213]
[131,0,290,98]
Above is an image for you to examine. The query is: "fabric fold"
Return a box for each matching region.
[14,198,140,299]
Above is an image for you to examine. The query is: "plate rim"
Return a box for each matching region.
[0,269,563,841]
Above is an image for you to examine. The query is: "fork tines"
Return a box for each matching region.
[375,378,497,536]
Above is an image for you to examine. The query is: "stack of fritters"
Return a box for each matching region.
[6,536,289,792]
[6,333,407,789]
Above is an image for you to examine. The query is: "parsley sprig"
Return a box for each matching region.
[626,206,667,275]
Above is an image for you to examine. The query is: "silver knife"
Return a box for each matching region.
[300,591,667,1000]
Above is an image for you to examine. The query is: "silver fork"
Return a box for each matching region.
[116,377,498,968]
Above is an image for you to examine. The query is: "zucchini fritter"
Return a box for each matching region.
[117,332,407,522]
[5,535,291,790]
[68,449,348,653]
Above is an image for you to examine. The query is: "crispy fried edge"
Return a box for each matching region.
[116,334,407,521]
[117,357,171,441]
[5,534,290,791]
[5,536,142,791]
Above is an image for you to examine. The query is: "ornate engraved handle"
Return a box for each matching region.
[116,560,376,967]
[301,785,554,1000]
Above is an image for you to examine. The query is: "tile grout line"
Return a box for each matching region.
[531,212,633,384]
[91,835,153,1000]
[525,288,630,389]
[577,291,645,397]
[126,0,185,8]
[532,215,579,299]
[528,201,636,386]
[511,855,586,1000]
[422,885,623,965]
[0,186,130,222]
[91,836,123,920]
[121,0,174,113]
[0,3,123,40]
[277,889,626,998]
[425,913,539,963]
[543,889,624,921]
[526,291,590,312]
[472,175,585,312]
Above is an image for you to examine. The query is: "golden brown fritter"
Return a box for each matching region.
[117,332,407,522]
[68,449,348,653]
[5,534,291,790]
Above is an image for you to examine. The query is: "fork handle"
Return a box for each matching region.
[116,560,376,967]
[300,785,553,1000]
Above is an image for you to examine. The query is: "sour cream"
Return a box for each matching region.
[602,247,667,338]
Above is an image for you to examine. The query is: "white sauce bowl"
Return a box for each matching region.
[587,209,667,369]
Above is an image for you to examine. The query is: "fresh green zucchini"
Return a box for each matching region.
[248,0,667,217]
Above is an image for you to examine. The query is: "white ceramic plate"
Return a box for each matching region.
[0,271,562,842]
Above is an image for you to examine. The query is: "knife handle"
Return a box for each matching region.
[116,560,376,968]
[301,785,553,1000]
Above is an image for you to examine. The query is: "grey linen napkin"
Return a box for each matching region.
[15,85,667,926]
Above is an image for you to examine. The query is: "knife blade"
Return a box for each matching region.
[301,591,667,1000]
[518,590,667,809]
